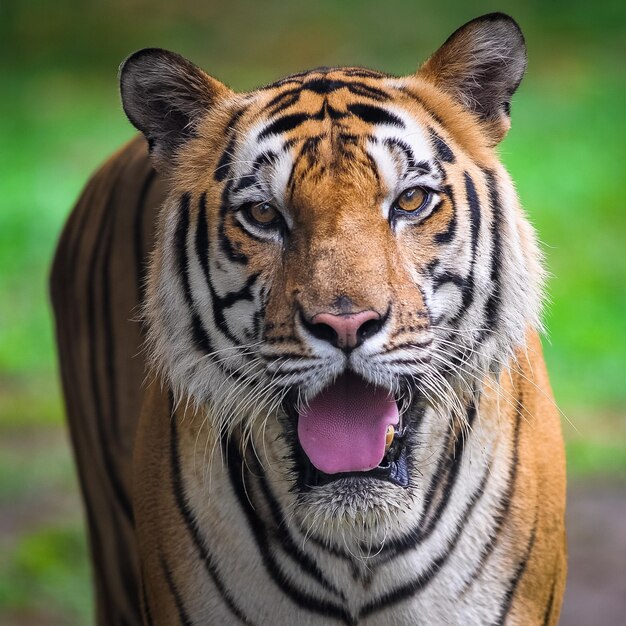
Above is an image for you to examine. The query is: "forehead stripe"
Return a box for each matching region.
[346,103,405,128]
[258,113,309,140]
[257,101,405,142]
[266,88,300,110]
[267,92,301,116]
[266,79,390,118]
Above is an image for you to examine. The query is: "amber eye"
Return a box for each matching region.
[394,187,429,214]
[244,202,281,228]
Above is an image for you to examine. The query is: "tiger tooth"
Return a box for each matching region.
[385,424,395,453]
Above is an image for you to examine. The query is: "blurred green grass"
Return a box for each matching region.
[0,427,92,625]
[0,1,624,624]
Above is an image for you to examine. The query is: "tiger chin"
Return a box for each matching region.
[51,12,567,626]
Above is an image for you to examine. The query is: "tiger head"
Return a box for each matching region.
[121,14,543,541]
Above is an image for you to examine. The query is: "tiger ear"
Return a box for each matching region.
[119,48,231,170]
[418,13,527,145]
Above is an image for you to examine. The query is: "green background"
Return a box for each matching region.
[1,1,624,623]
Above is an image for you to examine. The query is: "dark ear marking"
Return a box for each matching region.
[419,13,527,144]
[119,48,230,170]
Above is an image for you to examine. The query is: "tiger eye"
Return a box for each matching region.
[396,187,428,213]
[248,202,279,226]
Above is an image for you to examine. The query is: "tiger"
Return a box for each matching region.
[50,12,566,626]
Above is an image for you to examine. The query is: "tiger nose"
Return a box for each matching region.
[306,310,383,350]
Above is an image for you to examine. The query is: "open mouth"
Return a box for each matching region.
[286,371,411,488]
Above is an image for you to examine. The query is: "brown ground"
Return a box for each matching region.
[561,481,626,625]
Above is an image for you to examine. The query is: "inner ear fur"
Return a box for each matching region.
[419,13,527,145]
[119,48,230,170]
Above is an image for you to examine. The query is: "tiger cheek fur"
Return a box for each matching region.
[51,13,566,626]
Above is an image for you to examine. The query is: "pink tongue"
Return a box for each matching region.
[297,372,399,474]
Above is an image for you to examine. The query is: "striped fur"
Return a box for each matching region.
[51,14,566,625]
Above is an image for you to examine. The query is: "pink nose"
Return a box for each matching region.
[310,310,382,350]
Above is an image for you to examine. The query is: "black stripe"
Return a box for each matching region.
[258,112,310,139]
[346,82,388,101]
[360,467,490,619]
[480,169,503,338]
[101,182,122,445]
[141,573,155,626]
[541,576,558,626]
[176,193,194,307]
[253,150,280,170]
[310,101,348,121]
[246,453,347,601]
[302,78,347,94]
[169,400,254,624]
[194,194,212,277]
[82,476,116,624]
[175,194,213,354]
[196,195,256,345]
[262,351,314,362]
[232,173,258,193]
[278,77,389,102]
[161,553,193,626]
[220,273,259,308]
[347,103,404,127]
[233,151,280,193]
[55,152,144,624]
[217,128,250,264]
[109,508,142,621]
[387,337,433,350]
[214,107,247,182]
[54,167,118,626]
[398,88,446,127]
[380,358,432,369]
[133,167,157,308]
[226,435,357,625]
[86,167,134,524]
[434,184,457,244]
[84,162,143,623]
[363,150,381,186]
[429,128,455,163]
[265,365,319,376]
[218,204,248,263]
[266,88,301,112]
[215,135,237,182]
[444,171,483,328]
[494,511,539,625]
[459,396,523,591]
[286,135,323,199]
[337,132,360,145]
[465,172,482,267]
[458,170,481,313]
[431,269,466,291]
[263,72,307,89]
[375,403,476,560]
[383,137,417,169]
[342,68,389,79]
[269,92,301,116]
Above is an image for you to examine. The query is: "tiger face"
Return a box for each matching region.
[122,14,542,539]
